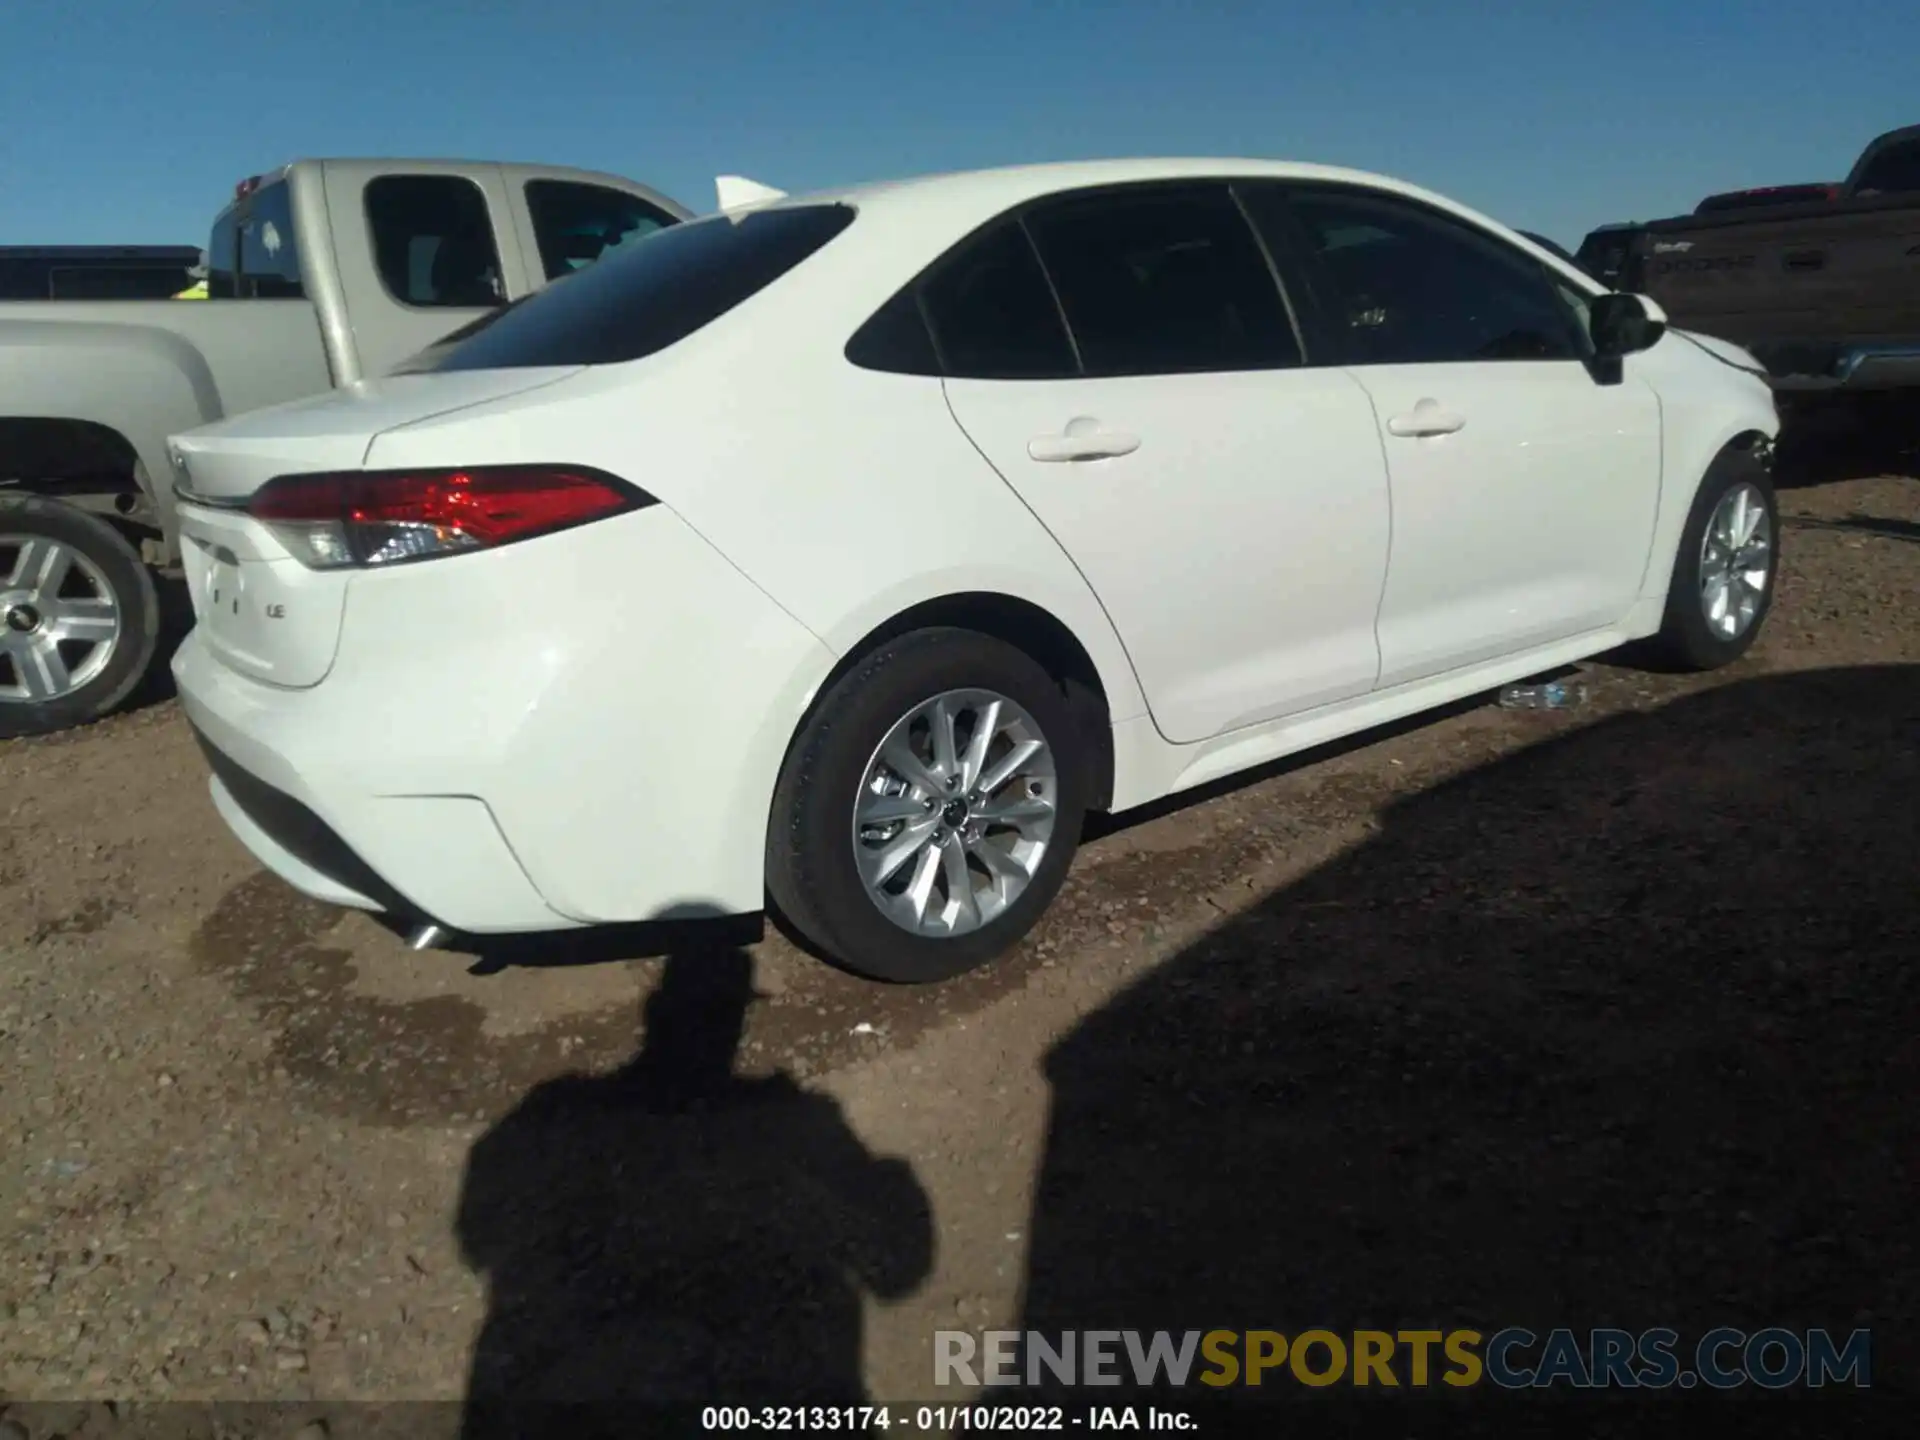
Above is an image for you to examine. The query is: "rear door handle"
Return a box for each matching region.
[1783,249,1825,272]
[1028,430,1141,462]
[1385,401,1466,438]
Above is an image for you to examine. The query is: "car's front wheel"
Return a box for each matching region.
[766,628,1088,983]
[1649,444,1780,671]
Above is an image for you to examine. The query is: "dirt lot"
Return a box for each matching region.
[2,462,1915,1432]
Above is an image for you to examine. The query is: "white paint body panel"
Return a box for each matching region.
[174,505,837,929]
[1345,359,1665,689]
[167,155,1778,935]
[942,369,1390,740]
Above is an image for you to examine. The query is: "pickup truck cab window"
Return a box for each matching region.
[364,174,505,309]
[525,180,678,281]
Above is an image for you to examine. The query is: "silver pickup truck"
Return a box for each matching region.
[0,157,691,737]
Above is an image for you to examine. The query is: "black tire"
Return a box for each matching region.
[766,627,1089,984]
[0,495,161,739]
[1647,444,1780,672]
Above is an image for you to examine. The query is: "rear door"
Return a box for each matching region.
[321,164,535,379]
[935,181,1392,744]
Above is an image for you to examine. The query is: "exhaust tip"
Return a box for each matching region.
[406,922,449,951]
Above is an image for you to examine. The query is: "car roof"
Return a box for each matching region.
[769,156,1447,214]
[709,156,1599,299]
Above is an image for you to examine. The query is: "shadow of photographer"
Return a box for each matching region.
[456,937,934,1435]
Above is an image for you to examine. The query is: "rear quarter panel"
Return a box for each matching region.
[360,199,1152,730]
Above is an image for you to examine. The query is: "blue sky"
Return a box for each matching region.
[4,0,1913,251]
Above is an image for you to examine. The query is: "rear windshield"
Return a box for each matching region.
[207,180,305,299]
[422,202,856,372]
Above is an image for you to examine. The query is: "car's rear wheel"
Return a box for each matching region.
[1648,444,1779,671]
[766,627,1088,983]
[0,496,160,738]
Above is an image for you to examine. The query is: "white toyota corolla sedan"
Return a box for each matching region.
[168,158,1780,983]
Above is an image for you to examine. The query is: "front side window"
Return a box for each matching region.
[1263,187,1589,365]
[365,175,504,309]
[526,180,678,281]
[424,203,855,372]
[1023,184,1301,377]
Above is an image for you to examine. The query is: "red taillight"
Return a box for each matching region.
[248,465,652,570]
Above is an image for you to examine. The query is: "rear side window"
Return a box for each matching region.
[845,289,942,375]
[1024,185,1301,376]
[206,181,305,299]
[917,221,1078,379]
[425,203,856,372]
[526,180,678,280]
[365,175,505,308]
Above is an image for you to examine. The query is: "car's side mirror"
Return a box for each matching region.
[1590,292,1668,358]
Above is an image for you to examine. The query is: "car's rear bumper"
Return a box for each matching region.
[183,679,577,932]
[172,506,839,935]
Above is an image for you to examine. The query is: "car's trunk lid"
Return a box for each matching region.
[171,366,580,688]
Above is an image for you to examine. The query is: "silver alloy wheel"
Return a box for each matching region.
[852,688,1058,938]
[0,534,123,704]
[1698,482,1773,641]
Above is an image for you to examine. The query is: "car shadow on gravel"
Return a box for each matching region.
[1011,664,1917,1432]
[1774,420,1918,491]
[1785,514,1920,545]
[453,939,935,1434]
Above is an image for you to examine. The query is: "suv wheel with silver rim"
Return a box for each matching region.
[0,496,161,739]
[768,628,1089,983]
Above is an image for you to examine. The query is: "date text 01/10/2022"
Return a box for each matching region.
[698,1404,1194,1430]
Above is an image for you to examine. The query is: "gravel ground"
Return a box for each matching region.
[1,462,1915,1434]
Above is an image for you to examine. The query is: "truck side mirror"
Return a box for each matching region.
[1590,292,1668,358]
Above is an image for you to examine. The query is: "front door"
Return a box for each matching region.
[1249,183,1664,689]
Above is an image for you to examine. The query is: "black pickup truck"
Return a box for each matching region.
[1627,124,1920,424]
